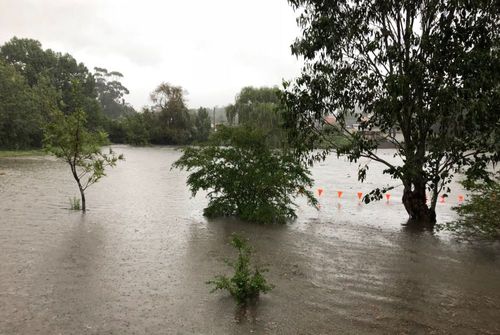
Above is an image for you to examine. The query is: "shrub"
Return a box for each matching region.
[172,125,317,224]
[437,179,500,240]
[207,234,273,305]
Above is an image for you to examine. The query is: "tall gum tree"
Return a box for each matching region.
[283,0,499,226]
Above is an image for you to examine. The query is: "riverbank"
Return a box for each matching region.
[0,149,46,158]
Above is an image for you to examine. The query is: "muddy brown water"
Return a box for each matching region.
[1,146,499,334]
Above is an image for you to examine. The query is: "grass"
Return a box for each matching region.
[69,197,81,210]
[0,149,46,158]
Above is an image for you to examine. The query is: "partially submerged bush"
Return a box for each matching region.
[173,125,317,224]
[207,234,273,305]
[437,179,500,240]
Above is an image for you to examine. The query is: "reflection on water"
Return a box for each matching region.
[1,146,499,334]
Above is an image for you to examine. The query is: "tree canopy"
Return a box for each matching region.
[283,0,500,225]
[193,107,212,143]
[148,82,193,144]
[0,37,220,149]
[94,67,136,119]
[44,108,123,211]
[0,60,45,149]
[0,37,103,128]
[225,86,285,146]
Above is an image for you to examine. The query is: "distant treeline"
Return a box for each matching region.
[0,37,284,149]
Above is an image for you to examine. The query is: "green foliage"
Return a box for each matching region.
[207,234,273,306]
[122,113,150,145]
[226,86,284,147]
[173,125,317,224]
[437,179,500,240]
[283,0,500,223]
[193,107,212,143]
[0,37,49,87]
[69,196,81,210]
[94,67,136,119]
[103,118,127,144]
[1,37,104,129]
[0,60,44,149]
[105,103,214,146]
[44,109,123,211]
[0,36,287,151]
[0,37,110,150]
[148,82,193,144]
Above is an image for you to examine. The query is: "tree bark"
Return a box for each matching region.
[78,183,86,212]
[70,164,86,212]
[402,182,436,227]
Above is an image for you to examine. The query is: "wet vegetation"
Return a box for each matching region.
[0,2,497,229]
[0,1,500,333]
[0,38,213,149]
[173,125,317,224]
[207,234,273,306]
[44,108,123,211]
[68,196,81,211]
[283,0,499,227]
[438,178,500,240]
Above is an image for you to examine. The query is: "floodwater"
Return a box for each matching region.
[1,146,499,334]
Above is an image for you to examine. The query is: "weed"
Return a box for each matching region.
[207,234,273,305]
[69,196,81,210]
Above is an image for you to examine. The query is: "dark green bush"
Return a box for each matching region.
[172,125,317,224]
[437,179,500,240]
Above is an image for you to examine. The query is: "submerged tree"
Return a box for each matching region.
[173,125,318,224]
[283,0,499,226]
[44,109,123,211]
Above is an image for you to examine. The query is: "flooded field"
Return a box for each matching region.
[1,146,499,334]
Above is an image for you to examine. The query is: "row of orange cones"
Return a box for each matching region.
[316,188,465,203]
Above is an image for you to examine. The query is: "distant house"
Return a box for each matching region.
[323,107,402,144]
[323,109,358,128]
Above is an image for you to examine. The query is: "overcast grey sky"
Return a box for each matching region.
[0,0,303,110]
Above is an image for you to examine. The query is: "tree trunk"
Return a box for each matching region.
[79,184,86,212]
[402,182,436,227]
[71,164,86,212]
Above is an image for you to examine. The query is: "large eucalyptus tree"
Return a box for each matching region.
[283,0,499,225]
